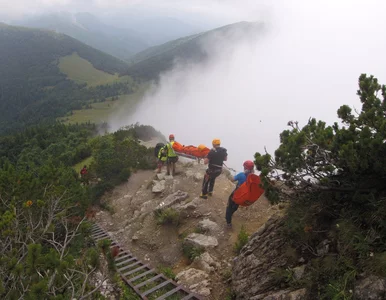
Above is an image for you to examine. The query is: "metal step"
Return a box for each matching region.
[118,260,141,273]
[142,280,170,297]
[115,253,133,262]
[155,286,182,300]
[90,222,203,300]
[123,264,149,277]
[129,268,156,283]
[116,257,137,267]
[135,274,163,289]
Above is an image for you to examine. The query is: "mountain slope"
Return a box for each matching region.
[125,21,264,79]
[119,16,203,45]
[0,23,131,133]
[17,12,149,60]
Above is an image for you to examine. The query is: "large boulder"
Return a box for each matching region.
[175,268,211,297]
[184,233,218,249]
[155,190,189,210]
[354,275,386,300]
[152,180,165,193]
[191,252,220,273]
[232,215,290,299]
[197,218,221,234]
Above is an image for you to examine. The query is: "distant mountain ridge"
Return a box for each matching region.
[15,12,149,60]
[126,21,264,79]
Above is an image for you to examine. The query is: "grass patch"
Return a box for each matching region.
[73,156,94,174]
[222,269,232,282]
[154,208,180,226]
[59,52,127,86]
[157,266,176,281]
[182,243,204,263]
[193,226,207,234]
[225,288,236,300]
[234,225,249,254]
[178,229,191,240]
[113,274,141,300]
[58,84,149,125]
[100,202,115,214]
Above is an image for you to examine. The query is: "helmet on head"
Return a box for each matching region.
[212,139,221,146]
[169,134,175,140]
[198,144,206,151]
[243,160,254,171]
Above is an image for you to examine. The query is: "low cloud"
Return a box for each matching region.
[110,0,386,172]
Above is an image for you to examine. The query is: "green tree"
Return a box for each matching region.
[254,74,386,297]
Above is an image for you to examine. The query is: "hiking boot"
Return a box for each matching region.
[208,192,213,197]
[226,223,232,229]
[200,193,208,199]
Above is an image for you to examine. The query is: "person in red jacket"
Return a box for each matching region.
[80,165,89,185]
[225,160,255,228]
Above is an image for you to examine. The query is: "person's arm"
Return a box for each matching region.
[204,151,213,165]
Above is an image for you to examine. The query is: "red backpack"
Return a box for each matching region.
[232,174,265,206]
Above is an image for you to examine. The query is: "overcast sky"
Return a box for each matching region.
[0,0,270,27]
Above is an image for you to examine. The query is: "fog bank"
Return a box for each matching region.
[110,0,386,172]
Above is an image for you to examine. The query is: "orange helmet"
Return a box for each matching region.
[212,138,221,145]
[198,144,206,151]
[169,134,175,140]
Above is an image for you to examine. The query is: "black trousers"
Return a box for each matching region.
[225,190,239,224]
[202,168,222,195]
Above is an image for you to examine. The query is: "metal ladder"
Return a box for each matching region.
[91,223,203,300]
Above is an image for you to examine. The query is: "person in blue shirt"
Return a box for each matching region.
[225,160,255,228]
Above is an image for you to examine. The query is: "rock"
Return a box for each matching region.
[354,275,386,300]
[253,288,307,300]
[191,252,220,273]
[190,280,211,296]
[155,190,189,210]
[175,268,209,287]
[184,233,218,249]
[193,172,204,182]
[176,268,209,284]
[316,239,330,256]
[185,169,195,178]
[175,198,200,218]
[132,210,140,219]
[164,175,174,180]
[132,235,139,241]
[293,265,306,280]
[232,215,289,299]
[156,173,165,180]
[140,200,155,212]
[152,180,165,193]
[198,218,221,234]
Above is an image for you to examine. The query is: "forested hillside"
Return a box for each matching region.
[0,23,131,134]
[0,122,158,299]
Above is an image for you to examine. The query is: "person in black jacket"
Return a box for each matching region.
[200,138,228,199]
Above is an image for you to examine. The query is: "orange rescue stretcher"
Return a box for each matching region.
[172,141,210,159]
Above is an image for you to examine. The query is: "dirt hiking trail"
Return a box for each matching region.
[94,146,279,299]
